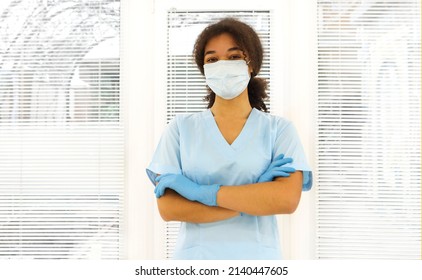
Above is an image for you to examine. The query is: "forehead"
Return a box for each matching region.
[204,33,240,54]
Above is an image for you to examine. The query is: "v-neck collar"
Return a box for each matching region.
[204,108,258,155]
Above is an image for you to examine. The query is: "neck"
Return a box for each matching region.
[210,91,252,118]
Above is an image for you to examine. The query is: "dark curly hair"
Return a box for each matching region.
[193,18,268,112]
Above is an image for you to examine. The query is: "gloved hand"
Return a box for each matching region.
[257,154,296,183]
[154,173,221,206]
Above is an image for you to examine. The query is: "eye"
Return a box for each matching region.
[229,54,242,60]
[205,57,218,64]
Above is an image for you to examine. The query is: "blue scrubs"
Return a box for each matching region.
[146,108,312,260]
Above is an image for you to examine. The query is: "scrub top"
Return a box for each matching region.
[146,108,313,260]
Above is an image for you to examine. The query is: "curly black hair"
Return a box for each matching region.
[193,18,268,112]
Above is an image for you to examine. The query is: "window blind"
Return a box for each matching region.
[316,0,421,259]
[165,10,272,259]
[0,0,123,259]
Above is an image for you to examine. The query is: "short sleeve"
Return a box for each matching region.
[146,116,182,186]
[273,120,313,191]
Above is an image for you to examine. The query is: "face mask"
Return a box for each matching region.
[204,60,250,100]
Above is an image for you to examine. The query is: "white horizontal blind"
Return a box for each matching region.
[0,0,123,259]
[165,10,272,259]
[316,0,421,259]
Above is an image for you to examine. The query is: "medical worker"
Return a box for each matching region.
[146,18,312,260]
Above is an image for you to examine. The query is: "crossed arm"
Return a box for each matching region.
[156,171,303,223]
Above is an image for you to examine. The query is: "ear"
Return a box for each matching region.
[246,60,253,75]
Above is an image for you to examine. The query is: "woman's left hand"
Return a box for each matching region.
[257,154,296,183]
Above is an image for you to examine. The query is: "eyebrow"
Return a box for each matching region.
[204,47,242,56]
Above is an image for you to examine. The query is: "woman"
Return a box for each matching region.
[146,18,312,260]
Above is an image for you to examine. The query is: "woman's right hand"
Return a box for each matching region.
[257,154,295,183]
[154,173,221,207]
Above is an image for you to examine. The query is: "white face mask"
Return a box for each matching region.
[204,60,250,100]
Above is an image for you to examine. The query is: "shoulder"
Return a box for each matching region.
[172,110,208,123]
[253,108,293,132]
[169,110,209,131]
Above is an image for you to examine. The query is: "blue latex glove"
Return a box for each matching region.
[154,173,221,206]
[257,154,296,183]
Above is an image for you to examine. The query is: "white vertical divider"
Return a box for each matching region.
[278,0,318,260]
[121,0,156,259]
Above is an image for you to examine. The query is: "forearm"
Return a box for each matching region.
[216,171,303,216]
[157,189,240,223]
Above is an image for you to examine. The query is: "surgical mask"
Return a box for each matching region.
[204,60,250,100]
